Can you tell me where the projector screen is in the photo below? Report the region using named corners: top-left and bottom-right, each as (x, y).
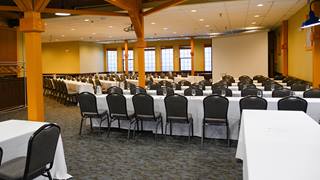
top-left (212, 31), bottom-right (268, 82)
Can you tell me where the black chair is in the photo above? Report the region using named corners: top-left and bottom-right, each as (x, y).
top-left (78, 92), bottom-right (109, 135)
top-left (106, 86), bottom-right (123, 94)
top-left (0, 124), bottom-right (60, 180)
top-left (272, 88), bottom-right (292, 97)
top-left (178, 80), bottom-right (191, 86)
top-left (106, 93), bottom-right (137, 139)
top-left (0, 147), bottom-right (2, 166)
top-left (264, 82), bottom-right (283, 91)
top-left (173, 83), bottom-right (182, 90)
top-left (130, 86), bottom-right (147, 95)
top-left (241, 87), bottom-right (263, 97)
top-left (238, 82), bottom-right (255, 90)
top-left (184, 87), bottom-right (203, 96)
top-left (303, 88), bottom-right (320, 98)
top-left (278, 96), bottom-right (308, 113)
top-left (239, 75), bottom-right (251, 82)
top-left (156, 87), bottom-right (174, 96)
top-left (240, 95), bottom-right (268, 113)
top-left (164, 94), bottom-right (193, 141)
top-left (202, 95), bottom-right (230, 146)
top-left (132, 93), bottom-right (163, 139)
top-left (212, 87), bottom-right (233, 97)
top-left (291, 83), bottom-right (307, 91)
top-left (149, 83), bottom-right (161, 90)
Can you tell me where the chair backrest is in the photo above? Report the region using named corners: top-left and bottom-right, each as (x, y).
top-left (199, 80), bottom-right (212, 86)
top-left (150, 83), bottom-right (161, 90)
top-left (95, 79), bottom-right (102, 86)
top-left (24, 124), bottom-right (60, 179)
top-left (238, 82), bottom-right (256, 90)
top-left (132, 93), bottom-right (155, 117)
top-left (278, 96), bottom-right (308, 112)
top-left (0, 147), bottom-right (2, 166)
top-left (78, 92), bottom-right (98, 116)
top-left (264, 82), bottom-right (283, 91)
top-left (303, 88), bottom-right (320, 98)
top-left (156, 87), bottom-right (174, 96)
top-left (212, 87), bottom-right (233, 97)
top-left (239, 75), bottom-right (252, 82)
top-left (174, 83), bottom-right (182, 90)
top-left (178, 80), bottom-right (191, 86)
top-left (291, 83), bottom-right (307, 91)
top-left (241, 87), bottom-right (262, 97)
top-left (239, 95), bottom-right (268, 113)
top-left (130, 86), bottom-right (147, 95)
top-left (107, 86), bottom-right (123, 94)
top-left (272, 88), bottom-right (292, 97)
top-left (212, 82), bottom-right (226, 90)
top-left (106, 93), bottom-right (128, 115)
top-left (184, 87), bottom-right (203, 96)
top-left (203, 95), bottom-right (229, 119)
top-left (164, 94), bottom-right (188, 119)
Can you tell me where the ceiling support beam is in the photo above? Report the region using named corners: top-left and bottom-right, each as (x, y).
top-left (105, 0), bottom-right (136, 11)
top-left (13, 0), bottom-right (33, 11)
top-left (124, 40), bottom-right (129, 75)
top-left (43, 8), bottom-right (128, 16)
top-left (190, 37), bottom-right (195, 76)
top-left (34, 0), bottom-right (51, 12)
top-left (143, 0), bottom-right (185, 16)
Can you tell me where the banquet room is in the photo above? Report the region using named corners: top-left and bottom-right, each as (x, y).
top-left (0, 0), bottom-right (320, 179)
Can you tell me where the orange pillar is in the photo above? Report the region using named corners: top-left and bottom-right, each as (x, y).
top-left (281, 20), bottom-right (288, 76)
top-left (136, 37), bottom-right (146, 87)
top-left (313, 2), bottom-right (320, 87)
top-left (124, 40), bottom-right (129, 75)
top-left (19, 11), bottom-right (45, 121)
top-left (191, 37), bottom-right (195, 75)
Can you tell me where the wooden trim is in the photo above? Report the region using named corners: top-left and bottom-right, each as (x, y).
top-left (34, 0), bottom-right (51, 12)
top-left (190, 37), bottom-right (195, 75)
top-left (0, 6), bottom-right (21, 12)
top-left (143, 0), bottom-right (185, 16)
top-left (124, 40), bottom-right (129, 75)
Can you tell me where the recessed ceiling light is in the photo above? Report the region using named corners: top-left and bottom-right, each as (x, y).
top-left (71, 28), bottom-right (75, 31)
top-left (254, 15), bottom-right (260, 18)
top-left (173, 32), bottom-right (177, 34)
top-left (92, 32), bottom-right (96, 35)
top-left (61, 35), bottom-right (65, 37)
top-left (191, 10), bottom-right (197, 13)
top-left (257, 4), bottom-right (264, 7)
top-left (80, 37), bottom-right (84, 40)
top-left (55, 39), bottom-right (59, 41)
top-left (151, 22), bottom-right (156, 25)
top-left (245, 26), bottom-right (261, 30)
top-left (205, 25), bottom-right (210, 27)
top-left (109, 36), bottom-right (113, 38)
top-left (55, 12), bottom-right (71, 16)
top-left (251, 22), bottom-right (257, 25)
top-left (163, 27), bottom-right (168, 30)
top-left (108, 26), bottom-right (113, 28)
top-left (199, 19), bottom-right (204, 22)
top-left (84, 19), bottom-right (90, 22)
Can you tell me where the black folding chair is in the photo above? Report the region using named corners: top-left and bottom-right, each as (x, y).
top-left (278, 96), bottom-right (308, 113)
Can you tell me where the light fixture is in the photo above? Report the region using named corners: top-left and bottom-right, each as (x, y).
top-left (191, 10), bottom-right (197, 13)
top-left (84, 19), bottom-right (90, 22)
top-left (173, 32), bottom-right (177, 34)
top-left (257, 4), bottom-right (264, 7)
top-left (61, 35), bottom-right (65, 37)
top-left (199, 19), bottom-right (204, 22)
top-left (205, 25), bottom-right (210, 27)
top-left (92, 32), bottom-right (96, 35)
top-left (301, 0), bottom-right (320, 29)
top-left (108, 25), bottom-right (113, 28)
top-left (151, 22), bottom-right (156, 25)
top-left (71, 28), bottom-right (75, 31)
top-left (251, 22), bottom-right (257, 25)
top-left (163, 27), bottom-right (168, 30)
top-left (54, 12), bottom-right (71, 16)
top-left (254, 15), bottom-right (260, 18)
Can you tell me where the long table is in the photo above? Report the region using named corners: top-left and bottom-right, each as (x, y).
top-left (236, 110), bottom-right (320, 180)
top-left (92, 95), bottom-right (320, 140)
top-left (63, 80), bottom-right (94, 94)
top-left (0, 120), bottom-right (71, 180)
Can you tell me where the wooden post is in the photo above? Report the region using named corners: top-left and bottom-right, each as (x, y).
top-left (19, 11), bottom-right (45, 121)
top-left (136, 37), bottom-right (146, 87)
top-left (124, 40), bottom-right (129, 75)
top-left (191, 37), bottom-right (195, 75)
top-left (313, 2), bottom-right (320, 87)
top-left (281, 20), bottom-right (288, 76)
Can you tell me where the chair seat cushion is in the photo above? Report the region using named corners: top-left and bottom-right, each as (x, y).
top-left (136, 112), bottom-right (161, 120)
top-left (204, 118), bottom-right (227, 124)
top-left (0, 156), bottom-right (26, 180)
top-left (167, 114), bottom-right (192, 123)
top-left (111, 111), bottom-right (135, 120)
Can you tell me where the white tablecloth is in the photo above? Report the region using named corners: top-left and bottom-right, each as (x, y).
top-left (152, 78), bottom-right (173, 83)
top-left (100, 80), bottom-right (118, 90)
top-left (92, 95), bottom-right (320, 140)
top-left (63, 80), bottom-right (94, 94)
top-left (174, 76), bottom-right (205, 84)
top-left (126, 79), bottom-right (139, 86)
top-left (0, 120), bottom-right (71, 180)
top-left (236, 110), bottom-right (320, 180)
top-left (228, 86), bottom-right (290, 91)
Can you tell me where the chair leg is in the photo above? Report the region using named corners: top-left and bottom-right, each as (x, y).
top-left (188, 123), bottom-right (191, 142)
top-left (201, 122), bottom-right (205, 146)
top-left (47, 171), bottom-right (53, 180)
top-left (79, 117), bottom-right (84, 135)
top-left (141, 120), bottom-right (144, 131)
top-left (161, 117), bottom-right (164, 135)
top-left (226, 125), bottom-right (230, 147)
top-left (118, 119), bottom-right (121, 128)
top-left (133, 120), bottom-right (138, 139)
top-left (127, 120), bottom-right (132, 139)
top-left (170, 120), bottom-right (172, 136)
top-left (90, 118), bottom-right (93, 132)
top-left (191, 121), bottom-right (194, 136)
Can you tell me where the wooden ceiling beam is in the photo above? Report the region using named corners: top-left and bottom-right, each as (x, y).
top-left (43, 8), bottom-right (129, 16)
top-left (105, 0), bottom-right (136, 11)
top-left (143, 0), bottom-right (185, 16)
top-left (34, 0), bottom-right (51, 12)
top-left (13, 0), bottom-right (33, 11)
top-left (0, 6), bottom-right (21, 12)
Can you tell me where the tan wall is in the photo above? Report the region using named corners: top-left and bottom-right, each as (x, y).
top-left (287, 5), bottom-right (312, 81)
top-left (42, 41), bottom-right (80, 74)
top-left (103, 38), bottom-right (211, 72)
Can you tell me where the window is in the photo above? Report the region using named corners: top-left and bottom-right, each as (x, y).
top-left (180, 47), bottom-right (191, 71)
top-left (161, 48), bottom-right (174, 72)
top-left (204, 47), bottom-right (212, 71)
top-left (144, 48), bottom-right (155, 72)
top-left (107, 50), bottom-right (117, 72)
top-left (122, 50), bottom-right (134, 72)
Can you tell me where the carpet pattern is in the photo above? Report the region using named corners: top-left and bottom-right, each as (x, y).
top-left (0, 98), bottom-right (242, 180)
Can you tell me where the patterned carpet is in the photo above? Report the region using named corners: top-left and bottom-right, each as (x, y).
top-left (0, 98), bottom-right (242, 180)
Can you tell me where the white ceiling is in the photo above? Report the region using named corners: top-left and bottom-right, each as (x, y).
top-left (41, 0), bottom-right (307, 43)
